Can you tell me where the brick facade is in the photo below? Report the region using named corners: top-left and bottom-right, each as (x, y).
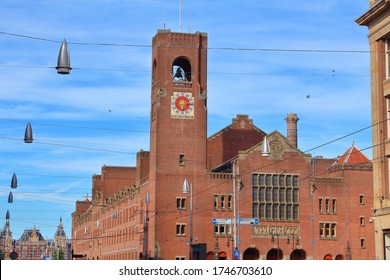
top-left (71, 29), bottom-right (375, 260)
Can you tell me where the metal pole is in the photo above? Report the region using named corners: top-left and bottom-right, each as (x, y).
top-left (189, 183), bottom-right (193, 260)
top-left (143, 202), bottom-right (147, 259)
top-left (232, 161), bottom-right (237, 256)
top-left (179, 0), bottom-right (182, 32)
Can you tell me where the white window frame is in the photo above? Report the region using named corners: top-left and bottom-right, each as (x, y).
top-left (386, 38), bottom-right (390, 78)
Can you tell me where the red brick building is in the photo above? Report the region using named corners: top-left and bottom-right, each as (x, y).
top-left (71, 29), bottom-right (375, 260)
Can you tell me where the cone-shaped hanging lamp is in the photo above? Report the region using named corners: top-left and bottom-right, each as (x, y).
top-left (182, 179), bottom-right (189, 194)
top-left (8, 191), bottom-right (13, 203)
top-left (56, 39), bottom-right (71, 74)
top-left (24, 121), bottom-right (33, 143)
top-left (262, 136), bottom-right (270, 157)
top-left (11, 173), bottom-right (17, 189)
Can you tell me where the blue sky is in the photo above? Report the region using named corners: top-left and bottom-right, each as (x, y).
top-left (0, 1), bottom-right (372, 240)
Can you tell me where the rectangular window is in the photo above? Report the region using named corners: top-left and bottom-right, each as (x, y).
top-left (386, 38), bottom-right (390, 78)
top-left (360, 195), bottom-right (364, 205)
top-left (319, 222), bottom-right (337, 239)
top-left (319, 198), bottom-right (323, 213)
top-left (252, 173), bottom-right (299, 222)
top-left (332, 198), bottom-right (337, 214)
top-left (384, 231), bottom-right (390, 260)
top-left (280, 204), bottom-right (286, 220)
top-left (214, 194), bottom-right (219, 210)
top-left (179, 153), bottom-right (185, 165)
top-left (331, 223), bottom-right (336, 237)
top-left (325, 198), bottom-right (330, 213)
top-left (176, 223), bottom-right (186, 236)
top-left (220, 195), bottom-right (226, 210)
top-left (227, 194), bottom-right (233, 211)
top-left (253, 203), bottom-right (259, 217)
top-left (360, 238), bottom-right (366, 249)
top-left (319, 223), bottom-right (324, 237)
top-left (387, 97), bottom-right (390, 139)
top-left (325, 223), bottom-right (330, 236)
top-left (360, 216), bottom-right (365, 227)
top-left (176, 197), bottom-right (186, 210)
top-left (214, 225), bottom-right (232, 236)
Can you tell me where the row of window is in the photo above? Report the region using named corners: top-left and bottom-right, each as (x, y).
top-left (318, 198), bottom-right (337, 214)
top-left (253, 174), bottom-right (299, 188)
top-left (252, 173), bottom-right (299, 221)
top-left (176, 194), bottom-right (234, 211)
top-left (176, 223), bottom-right (232, 237)
top-left (214, 194), bottom-right (233, 211)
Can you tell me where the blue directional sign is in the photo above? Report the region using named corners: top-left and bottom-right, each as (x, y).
top-left (239, 218), bottom-right (259, 225)
top-left (212, 218), bottom-right (232, 225)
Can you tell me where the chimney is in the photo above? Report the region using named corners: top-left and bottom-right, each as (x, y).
top-left (285, 113), bottom-right (299, 148)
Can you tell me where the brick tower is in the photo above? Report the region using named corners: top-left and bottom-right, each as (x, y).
top-left (148, 29), bottom-right (208, 259)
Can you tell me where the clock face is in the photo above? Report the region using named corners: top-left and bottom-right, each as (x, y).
top-left (171, 92), bottom-right (194, 119)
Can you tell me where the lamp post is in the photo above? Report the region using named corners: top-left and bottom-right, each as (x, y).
top-left (271, 233), bottom-right (280, 260)
top-left (182, 179), bottom-right (193, 260)
top-left (143, 192), bottom-right (150, 260)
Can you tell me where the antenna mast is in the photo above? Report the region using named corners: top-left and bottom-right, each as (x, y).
top-left (179, 0), bottom-right (182, 32)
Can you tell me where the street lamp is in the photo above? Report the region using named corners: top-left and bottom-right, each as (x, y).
top-left (24, 122), bottom-right (33, 143)
top-left (182, 179), bottom-right (193, 260)
top-left (56, 39), bottom-right (72, 74)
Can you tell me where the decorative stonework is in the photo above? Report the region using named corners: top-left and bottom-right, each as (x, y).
top-left (252, 225), bottom-right (300, 238)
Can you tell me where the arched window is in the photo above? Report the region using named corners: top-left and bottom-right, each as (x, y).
top-left (172, 57), bottom-right (191, 81)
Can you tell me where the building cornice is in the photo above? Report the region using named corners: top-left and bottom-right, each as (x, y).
top-left (356, 0), bottom-right (390, 26)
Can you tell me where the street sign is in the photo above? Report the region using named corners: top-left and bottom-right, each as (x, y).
top-left (212, 218), bottom-right (232, 225)
top-left (233, 250), bottom-right (240, 260)
top-left (239, 218), bottom-right (259, 225)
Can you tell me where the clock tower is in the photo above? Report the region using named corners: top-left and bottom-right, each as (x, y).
top-left (148, 29), bottom-right (208, 259)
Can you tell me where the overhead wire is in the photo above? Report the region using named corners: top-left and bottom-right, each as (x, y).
top-left (0, 31), bottom-right (370, 53)
top-left (0, 30), bottom-right (374, 240)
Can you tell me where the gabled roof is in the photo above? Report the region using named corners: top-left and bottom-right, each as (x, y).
top-left (334, 142), bottom-right (371, 165)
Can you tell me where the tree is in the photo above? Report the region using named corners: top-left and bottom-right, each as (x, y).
top-left (52, 249), bottom-right (65, 260)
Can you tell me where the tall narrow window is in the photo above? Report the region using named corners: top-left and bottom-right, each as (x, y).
top-left (360, 238), bottom-right (366, 249)
top-left (227, 195), bottom-right (233, 211)
top-left (360, 216), bottom-right (365, 226)
top-left (179, 153), bottom-right (185, 165)
top-left (325, 198), bottom-right (330, 213)
top-left (360, 195), bottom-right (364, 205)
top-left (332, 198), bottom-right (337, 214)
top-left (384, 231), bottom-right (390, 260)
top-left (319, 198), bottom-right (323, 213)
top-left (386, 38), bottom-right (390, 78)
top-left (214, 194), bottom-right (219, 210)
top-left (386, 97), bottom-right (390, 139)
top-left (220, 195), bottom-right (226, 210)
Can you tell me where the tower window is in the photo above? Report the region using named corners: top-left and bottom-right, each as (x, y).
top-left (176, 223), bottom-right (186, 236)
top-left (172, 57), bottom-right (191, 82)
top-left (360, 216), bottom-right (365, 226)
top-left (176, 197), bottom-right (186, 210)
top-left (179, 154), bottom-right (185, 165)
top-left (360, 238), bottom-right (366, 249)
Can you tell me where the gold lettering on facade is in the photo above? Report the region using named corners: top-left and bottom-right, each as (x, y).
top-left (252, 225), bottom-right (300, 238)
